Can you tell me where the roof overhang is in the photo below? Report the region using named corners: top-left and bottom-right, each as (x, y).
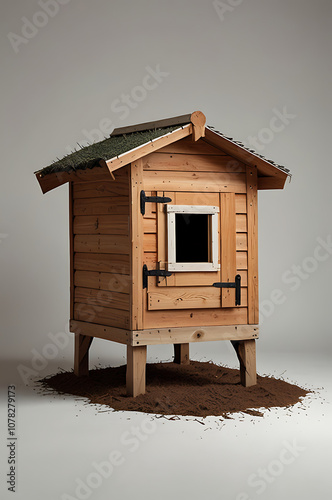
top-left (36, 122), bottom-right (197, 194)
top-left (203, 127), bottom-right (290, 190)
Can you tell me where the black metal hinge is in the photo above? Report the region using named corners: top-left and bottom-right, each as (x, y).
top-left (143, 264), bottom-right (172, 289)
top-left (213, 274), bottom-right (241, 306)
top-left (140, 190), bottom-right (172, 215)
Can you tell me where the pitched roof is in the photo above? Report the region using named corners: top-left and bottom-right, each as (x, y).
top-left (206, 126), bottom-right (290, 175)
top-left (35, 111), bottom-right (291, 193)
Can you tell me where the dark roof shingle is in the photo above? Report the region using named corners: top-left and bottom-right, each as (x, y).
top-left (35, 125), bottom-right (184, 178)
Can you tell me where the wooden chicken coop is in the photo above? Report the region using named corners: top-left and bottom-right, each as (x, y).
top-left (35, 111), bottom-right (291, 396)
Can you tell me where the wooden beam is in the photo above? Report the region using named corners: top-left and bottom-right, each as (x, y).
top-left (231, 339), bottom-right (257, 387)
top-left (74, 333), bottom-right (93, 376)
top-left (130, 160), bottom-right (144, 330)
top-left (126, 345), bottom-right (147, 397)
top-left (147, 286), bottom-right (247, 310)
top-left (70, 321), bottom-right (258, 351)
top-left (174, 343), bottom-right (190, 364)
top-left (130, 325), bottom-right (259, 346)
top-left (111, 113), bottom-right (192, 136)
top-left (69, 182), bottom-right (74, 321)
top-left (105, 125), bottom-right (192, 173)
top-left (148, 287), bottom-right (221, 310)
top-left (220, 193), bottom-right (237, 307)
top-left (156, 190), bottom-right (175, 286)
top-left (246, 167), bottom-right (259, 324)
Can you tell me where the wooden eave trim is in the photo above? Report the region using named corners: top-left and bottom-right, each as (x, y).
top-left (204, 128), bottom-right (289, 189)
top-left (35, 161), bottom-right (112, 194)
top-left (105, 124), bottom-right (193, 173)
top-left (257, 176), bottom-right (288, 190)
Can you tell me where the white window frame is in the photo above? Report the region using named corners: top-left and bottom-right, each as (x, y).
top-left (166, 205), bottom-right (220, 272)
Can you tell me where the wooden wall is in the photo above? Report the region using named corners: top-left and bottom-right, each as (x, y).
top-left (70, 166), bottom-right (131, 329)
top-left (140, 136), bottom-right (258, 328)
top-left (69, 135), bottom-right (258, 334)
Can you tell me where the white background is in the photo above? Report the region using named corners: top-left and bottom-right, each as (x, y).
top-left (0, 1), bottom-right (331, 499)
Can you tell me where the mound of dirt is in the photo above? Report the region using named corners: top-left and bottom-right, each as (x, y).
top-left (39, 361), bottom-right (309, 418)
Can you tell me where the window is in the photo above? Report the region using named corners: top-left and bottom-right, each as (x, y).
top-left (167, 205), bottom-right (220, 272)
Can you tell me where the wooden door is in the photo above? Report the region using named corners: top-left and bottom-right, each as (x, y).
top-left (143, 191), bottom-right (243, 311)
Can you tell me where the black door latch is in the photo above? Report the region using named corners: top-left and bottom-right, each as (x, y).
top-left (213, 274), bottom-right (241, 306)
top-left (140, 190), bottom-right (172, 215)
top-left (143, 264), bottom-right (172, 289)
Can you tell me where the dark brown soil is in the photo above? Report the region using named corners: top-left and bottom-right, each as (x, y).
top-left (39, 361), bottom-right (309, 418)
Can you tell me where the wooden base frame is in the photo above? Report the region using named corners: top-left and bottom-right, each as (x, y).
top-left (70, 320), bottom-right (259, 346)
top-left (71, 321), bottom-right (259, 395)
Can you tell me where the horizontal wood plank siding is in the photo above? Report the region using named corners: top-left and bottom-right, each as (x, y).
top-left (74, 271), bottom-right (131, 294)
top-left (73, 215), bottom-right (129, 235)
top-left (72, 168), bottom-right (131, 329)
top-left (73, 167), bottom-right (129, 199)
top-left (143, 171), bottom-right (247, 193)
top-left (148, 287), bottom-right (247, 310)
top-left (75, 287), bottom-right (130, 311)
top-left (73, 196), bottom-right (129, 215)
top-left (74, 234), bottom-right (130, 254)
top-left (143, 153), bottom-right (245, 173)
top-left (144, 305), bottom-right (248, 329)
top-left (74, 303), bottom-right (129, 329)
top-left (157, 136), bottom-right (227, 155)
top-left (74, 252), bottom-right (130, 274)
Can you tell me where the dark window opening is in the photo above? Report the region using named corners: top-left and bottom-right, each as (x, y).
top-left (175, 213), bottom-right (209, 263)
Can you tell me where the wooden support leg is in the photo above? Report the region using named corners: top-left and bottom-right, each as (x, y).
top-left (231, 339), bottom-right (256, 387)
top-left (126, 345), bottom-right (147, 397)
top-left (174, 343), bottom-right (190, 365)
top-left (74, 334), bottom-right (93, 376)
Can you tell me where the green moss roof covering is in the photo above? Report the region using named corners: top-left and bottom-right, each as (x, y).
top-left (36, 125), bottom-right (183, 177)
